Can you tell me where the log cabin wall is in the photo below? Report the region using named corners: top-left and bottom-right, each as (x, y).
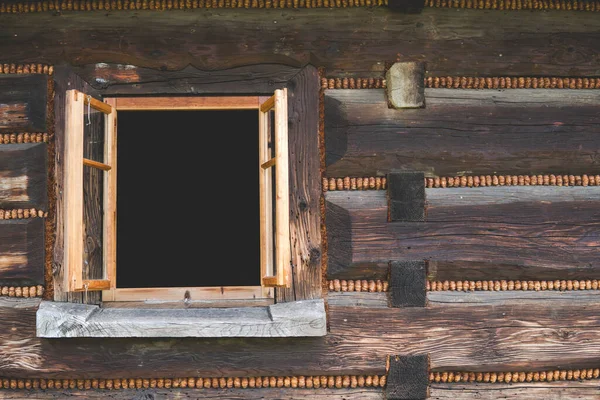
top-left (0, 3), bottom-right (600, 399)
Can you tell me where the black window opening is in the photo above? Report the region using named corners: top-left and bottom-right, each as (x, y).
top-left (116, 110), bottom-right (260, 288)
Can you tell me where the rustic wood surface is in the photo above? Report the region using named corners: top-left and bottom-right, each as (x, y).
top-left (0, 219), bottom-right (44, 286)
top-left (4, 296), bottom-right (600, 376)
top-left (430, 381), bottom-right (600, 399)
top-left (0, 143), bottom-right (47, 210)
top-left (1, 9), bottom-right (600, 77)
top-left (325, 89), bottom-right (600, 177)
top-left (325, 189), bottom-right (600, 276)
top-left (276, 65), bottom-right (322, 302)
top-left (0, 74), bottom-right (47, 133)
top-left (73, 63), bottom-right (301, 94)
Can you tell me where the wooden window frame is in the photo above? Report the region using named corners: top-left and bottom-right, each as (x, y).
top-left (64, 90), bottom-right (291, 303)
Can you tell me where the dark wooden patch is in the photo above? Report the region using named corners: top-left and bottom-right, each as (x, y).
top-left (74, 63), bottom-right (300, 94)
top-left (0, 143), bottom-right (47, 209)
top-left (387, 172), bottom-right (425, 222)
top-left (388, 0), bottom-right (425, 13)
top-left (386, 355), bottom-right (430, 399)
top-left (276, 65), bottom-right (322, 302)
top-left (389, 261), bottom-right (427, 307)
top-left (325, 89), bottom-right (600, 177)
top-left (0, 74), bottom-right (47, 133)
top-left (0, 218), bottom-right (44, 286)
top-left (2, 10), bottom-right (600, 77)
top-left (325, 201), bottom-right (353, 279)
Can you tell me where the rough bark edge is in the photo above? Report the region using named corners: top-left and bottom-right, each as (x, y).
top-left (44, 65), bottom-right (55, 301)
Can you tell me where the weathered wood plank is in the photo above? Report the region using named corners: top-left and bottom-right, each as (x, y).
top-left (430, 381), bottom-right (600, 400)
top-left (0, 388), bottom-right (385, 399)
top-left (0, 75), bottom-right (47, 133)
top-left (325, 191), bottom-right (600, 274)
top-left (0, 143), bottom-right (47, 210)
top-left (386, 355), bottom-right (430, 400)
top-left (36, 299), bottom-right (327, 338)
top-left (1, 9), bottom-right (600, 77)
top-left (73, 63), bottom-right (301, 94)
top-left (277, 65), bottom-right (322, 302)
top-left (325, 89), bottom-right (600, 177)
top-left (0, 219), bottom-right (44, 286)
top-left (5, 297), bottom-right (600, 377)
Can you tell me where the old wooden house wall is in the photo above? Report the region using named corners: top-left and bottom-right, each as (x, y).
top-left (0, 5), bottom-right (599, 399)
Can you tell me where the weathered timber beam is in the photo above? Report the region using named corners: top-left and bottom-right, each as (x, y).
top-left (325, 89), bottom-right (600, 176)
top-left (1, 9), bottom-right (600, 76)
top-left (73, 63), bottom-right (301, 94)
top-left (389, 261), bottom-right (427, 307)
top-left (0, 218), bottom-right (44, 286)
top-left (386, 355), bottom-right (430, 399)
top-left (387, 172), bottom-right (425, 222)
top-left (6, 296), bottom-right (600, 376)
top-left (0, 143), bottom-right (47, 210)
top-left (385, 62), bottom-right (425, 108)
top-left (0, 75), bottom-right (47, 133)
top-left (430, 381), bottom-right (600, 400)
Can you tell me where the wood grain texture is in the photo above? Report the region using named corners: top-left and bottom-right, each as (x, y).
top-left (74, 63), bottom-right (301, 94)
top-left (276, 65), bottom-right (322, 302)
top-left (5, 295), bottom-right (600, 377)
top-left (0, 143), bottom-right (47, 210)
top-left (325, 89), bottom-right (600, 177)
top-left (1, 9), bottom-right (600, 77)
top-left (389, 261), bottom-right (427, 307)
top-left (52, 66), bottom-right (102, 305)
top-left (386, 355), bottom-right (430, 400)
top-left (36, 299), bottom-right (327, 338)
top-left (385, 62), bottom-right (425, 109)
top-left (0, 218), bottom-right (44, 286)
top-left (325, 189), bottom-right (600, 275)
top-left (0, 74), bottom-right (47, 133)
top-left (430, 381), bottom-right (600, 399)
top-left (387, 172), bottom-right (425, 222)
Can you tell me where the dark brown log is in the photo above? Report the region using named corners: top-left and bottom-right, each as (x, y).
top-left (0, 74), bottom-right (47, 133)
top-left (0, 219), bottom-right (44, 286)
top-left (430, 382), bottom-right (600, 400)
top-left (0, 143), bottom-right (47, 210)
top-left (277, 65), bottom-right (322, 302)
top-left (1, 9), bottom-right (600, 77)
top-left (386, 355), bottom-right (430, 400)
top-left (325, 89), bottom-right (600, 177)
top-left (73, 63), bottom-right (301, 94)
top-left (325, 189), bottom-right (600, 273)
top-left (5, 296), bottom-right (600, 377)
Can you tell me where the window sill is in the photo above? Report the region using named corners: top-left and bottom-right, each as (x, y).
top-left (36, 298), bottom-right (327, 338)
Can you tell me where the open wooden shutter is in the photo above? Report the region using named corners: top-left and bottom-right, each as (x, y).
top-left (259, 88), bottom-right (291, 288)
top-left (64, 89), bottom-right (116, 292)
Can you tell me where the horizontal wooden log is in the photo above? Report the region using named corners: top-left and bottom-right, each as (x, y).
top-left (0, 143), bottom-right (47, 210)
top-left (325, 190), bottom-right (600, 275)
top-left (74, 63), bottom-right (300, 94)
top-left (325, 89), bottom-right (600, 177)
top-left (430, 381), bottom-right (600, 399)
top-left (328, 291), bottom-right (600, 308)
top-left (2, 9), bottom-right (600, 77)
top-left (0, 75), bottom-right (47, 133)
top-left (0, 218), bottom-right (44, 286)
top-left (4, 295), bottom-right (600, 377)
top-left (0, 388), bottom-right (385, 399)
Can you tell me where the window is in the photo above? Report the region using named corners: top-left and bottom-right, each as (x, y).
top-left (63, 90), bottom-right (291, 303)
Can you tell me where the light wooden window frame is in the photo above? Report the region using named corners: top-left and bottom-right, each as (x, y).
top-left (64, 90), bottom-right (291, 303)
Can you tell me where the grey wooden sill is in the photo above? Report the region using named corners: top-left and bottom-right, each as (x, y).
top-left (36, 298), bottom-right (326, 338)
